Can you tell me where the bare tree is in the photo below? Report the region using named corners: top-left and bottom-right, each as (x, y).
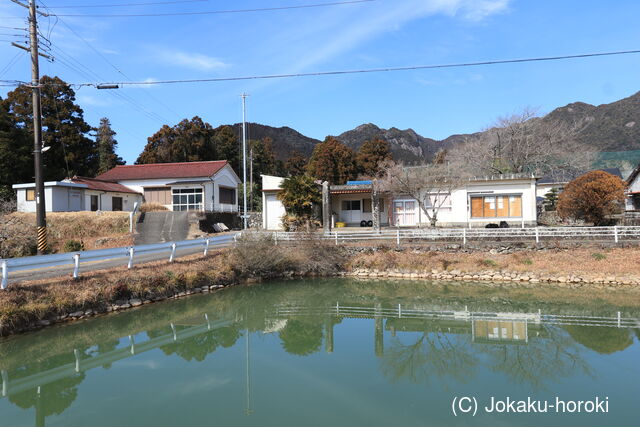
top-left (449, 108), bottom-right (594, 177)
top-left (379, 161), bottom-right (468, 227)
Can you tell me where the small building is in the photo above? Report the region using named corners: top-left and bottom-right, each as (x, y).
top-left (537, 168), bottom-right (623, 200)
top-left (13, 160), bottom-right (241, 213)
top-left (13, 178), bottom-right (142, 212)
top-left (261, 175), bottom-right (287, 230)
top-left (261, 173), bottom-right (538, 230)
top-left (626, 163), bottom-right (640, 211)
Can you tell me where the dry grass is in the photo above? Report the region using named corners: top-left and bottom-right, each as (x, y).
top-left (139, 203), bottom-right (168, 213)
top-left (4, 212), bottom-right (132, 253)
top-left (0, 250), bottom-right (237, 335)
top-left (347, 246), bottom-right (640, 280)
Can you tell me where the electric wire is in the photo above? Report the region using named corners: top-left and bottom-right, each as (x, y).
top-left (49, 0), bottom-right (375, 17)
top-left (38, 0), bottom-right (182, 120)
top-left (46, 0), bottom-right (208, 8)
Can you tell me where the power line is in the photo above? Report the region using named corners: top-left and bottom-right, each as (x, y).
top-left (50, 0), bottom-right (375, 17)
top-left (46, 0), bottom-right (208, 8)
top-left (46, 49), bottom-right (640, 88)
top-left (37, 0), bottom-right (182, 120)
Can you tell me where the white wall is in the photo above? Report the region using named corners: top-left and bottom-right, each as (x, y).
top-left (397, 179), bottom-right (537, 227)
top-left (213, 165), bottom-right (240, 212)
top-left (261, 175), bottom-right (286, 229)
top-left (84, 190), bottom-right (142, 212)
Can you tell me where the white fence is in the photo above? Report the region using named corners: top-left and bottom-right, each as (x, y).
top-left (269, 226), bottom-right (640, 245)
top-left (0, 234), bottom-right (237, 289)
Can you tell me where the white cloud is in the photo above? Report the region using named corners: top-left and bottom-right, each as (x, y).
top-left (156, 50), bottom-right (228, 71)
top-left (77, 94), bottom-right (111, 107)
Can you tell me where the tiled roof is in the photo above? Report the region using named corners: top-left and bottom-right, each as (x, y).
top-left (71, 177), bottom-right (141, 194)
top-left (95, 161), bottom-right (228, 181)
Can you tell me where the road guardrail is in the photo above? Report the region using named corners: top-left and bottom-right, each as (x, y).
top-left (1, 234), bottom-right (237, 289)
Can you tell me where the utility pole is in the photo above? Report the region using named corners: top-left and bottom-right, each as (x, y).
top-left (249, 147), bottom-right (253, 212)
top-left (240, 94), bottom-right (249, 229)
top-left (29, 0), bottom-right (47, 254)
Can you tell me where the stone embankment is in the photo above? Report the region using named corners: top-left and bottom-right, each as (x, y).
top-left (343, 268), bottom-right (640, 290)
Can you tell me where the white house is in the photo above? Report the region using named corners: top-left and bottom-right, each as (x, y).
top-left (13, 178), bottom-right (142, 212)
top-left (13, 160), bottom-right (241, 213)
top-left (261, 173), bottom-right (538, 230)
top-left (626, 163), bottom-right (640, 211)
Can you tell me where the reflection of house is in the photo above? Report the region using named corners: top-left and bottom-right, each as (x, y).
top-left (472, 320), bottom-right (528, 344)
top-left (261, 173), bottom-right (538, 230)
top-left (13, 161), bottom-right (241, 213)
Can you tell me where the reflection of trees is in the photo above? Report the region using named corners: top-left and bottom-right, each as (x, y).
top-left (149, 325), bottom-right (242, 362)
top-left (380, 332), bottom-right (477, 384)
top-left (8, 353), bottom-right (86, 418)
top-left (278, 319), bottom-right (323, 356)
top-left (477, 326), bottom-right (592, 389)
top-left (563, 326), bottom-right (634, 354)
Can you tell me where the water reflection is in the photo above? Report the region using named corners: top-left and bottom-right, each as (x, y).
top-left (0, 278), bottom-right (638, 426)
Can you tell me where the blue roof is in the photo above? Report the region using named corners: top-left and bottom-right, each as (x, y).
top-left (346, 180), bottom-right (372, 185)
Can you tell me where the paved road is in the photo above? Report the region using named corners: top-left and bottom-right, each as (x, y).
top-left (135, 211), bottom-right (190, 245)
top-left (5, 239), bottom-right (234, 286)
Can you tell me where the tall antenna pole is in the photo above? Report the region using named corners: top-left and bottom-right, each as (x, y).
top-left (241, 94), bottom-right (249, 229)
top-left (29, 0), bottom-right (47, 254)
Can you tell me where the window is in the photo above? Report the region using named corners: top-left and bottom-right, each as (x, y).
top-left (363, 199), bottom-right (372, 213)
top-left (219, 187), bottom-right (236, 205)
top-left (90, 195), bottom-right (99, 211)
top-left (470, 195), bottom-right (522, 218)
top-left (172, 188), bottom-right (203, 211)
top-left (341, 200), bottom-right (361, 211)
top-left (26, 189), bottom-right (35, 201)
top-left (112, 197), bottom-right (123, 211)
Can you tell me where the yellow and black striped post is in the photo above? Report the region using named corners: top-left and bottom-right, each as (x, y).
top-left (37, 226), bottom-right (47, 254)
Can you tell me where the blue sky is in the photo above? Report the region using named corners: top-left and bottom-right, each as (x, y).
top-left (1, 0), bottom-right (639, 164)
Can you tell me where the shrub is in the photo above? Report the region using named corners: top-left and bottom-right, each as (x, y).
top-left (140, 203), bottom-right (168, 213)
top-left (281, 215), bottom-right (321, 232)
top-left (478, 259), bottom-right (498, 268)
top-left (521, 258), bottom-right (533, 265)
top-left (0, 215), bottom-right (37, 258)
top-left (557, 171), bottom-right (626, 226)
top-left (591, 252), bottom-right (607, 261)
top-left (63, 240), bottom-right (84, 252)
top-left (232, 231), bottom-right (293, 278)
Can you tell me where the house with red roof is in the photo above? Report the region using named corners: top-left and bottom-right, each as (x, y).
top-left (12, 160), bottom-right (241, 213)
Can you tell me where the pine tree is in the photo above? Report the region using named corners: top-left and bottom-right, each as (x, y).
top-left (356, 138), bottom-right (392, 177)
top-left (0, 97), bottom-right (30, 199)
top-left (96, 118), bottom-right (124, 174)
top-left (3, 76), bottom-right (98, 179)
top-left (284, 150), bottom-right (308, 177)
top-left (306, 136), bottom-right (357, 184)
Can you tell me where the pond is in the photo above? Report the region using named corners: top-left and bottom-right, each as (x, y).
top-left (0, 278), bottom-right (639, 426)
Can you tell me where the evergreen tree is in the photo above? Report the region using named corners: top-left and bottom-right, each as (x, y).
top-left (136, 116), bottom-right (216, 164)
top-left (0, 97), bottom-right (31, 199)
top-left (356, 138), bottom-right (392, 177)
top-left (284, 150), bottom-right (308, 176)
top-left (96, 117), bottom-right (124, 174)
top-left (306, 136), bottom-right (357, 184)
top-left (214, 125), bottom-right (239, 173)
top-left (3, 76), bottom-right (98, 179)
top-left (543, 187), bottom-right (560, 211)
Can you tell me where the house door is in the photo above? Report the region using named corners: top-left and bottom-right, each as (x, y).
top-left (69, 190), bottom-right (82, 211)
top-left (341, 200), bottom-right (361, 224)
top-left (265, 193), bottom-right (285, 230)
top-left (393, 200), bottom-right (416, 226)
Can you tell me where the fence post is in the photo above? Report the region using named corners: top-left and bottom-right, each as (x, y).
top-left (617, 311), bottom-right (621, 327)
top-left (396, 228), bottom-right (400, 246)
top-left (614, 226), bottom-right (619, 243)
top-left (73, 253), bottom-right (80, 280)
top-left (535, 227), bottom-right (539, 244)
top-left (204, 239), bottom-right (210, 256)
top-left (462, 228), bottom-right (466, 246)
top-left (127, 247), bottom-right (135, 269)
top-left (335, 231), bottom-right (338, 246)
top-left (169, 243), bottom-right (177, 262)
top-left (129, 211), bottom-right (134, 233)
top-left (1, 260), bottom-right (7, 290)
top-left (274, 232), bottom-right (278, 246)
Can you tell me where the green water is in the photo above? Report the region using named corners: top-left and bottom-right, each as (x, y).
top-left (0, 278), bottom-right (639, 427)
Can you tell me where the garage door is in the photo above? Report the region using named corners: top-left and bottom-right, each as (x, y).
top-left (144, 187), bottom-right (171, 205)
top-left (266, 194), bottom-right (285, 230)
